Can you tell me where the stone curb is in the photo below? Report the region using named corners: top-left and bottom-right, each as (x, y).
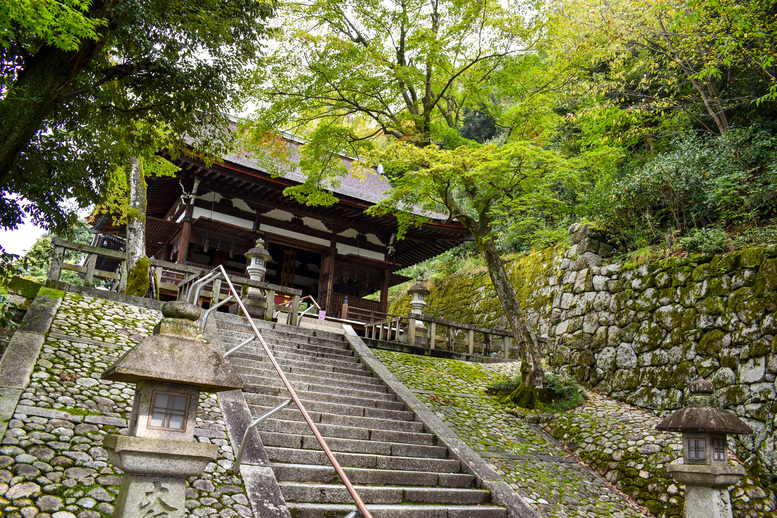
top-left (342, 325), bottom-right (541, 518)
top-left (203, 312), bottom-right (291, 518)
top-left (0, 292), bottom-right (62, 441)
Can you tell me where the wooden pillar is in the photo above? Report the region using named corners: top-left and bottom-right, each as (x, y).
top-left (467, 329), bottom-right (474, 356)
top-left (380, 269), bottom-right (390, 315)
top-left (429, 322), bottom-right (436, 350)
top-left (324, 239), bottom-right (337, 315)
top-left (176, 203), bottom-right (194, 264)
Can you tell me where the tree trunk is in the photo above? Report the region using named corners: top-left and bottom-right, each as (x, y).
top-left (127, 156), bottom-right (146, 268)
top-left (124, 156), bottom-right (149, 296)
top-left (476, 232), bottom-right (544, 388)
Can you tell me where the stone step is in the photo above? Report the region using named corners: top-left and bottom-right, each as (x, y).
top-left (214, 313), bottom-right (344, 342)
top-left (249, 397), bottom-right (413, 422)
top-left (241, 377), bottom-right (394, 402)
top-left (265, 447), bottom-right (462, 473)
top-left (279, 482), bottom-right (492, 506)
top-left (284, 503), bottom-right (507, 518)
top-left (235, 366), bottom-right (383, 392)
top-left (233, 361), bottom-right (379, 386)
top-left (221, 331), bottom-right (353, 356)
top-left (244, 387), bottom-right (404, 412)
top-left (228, 342), bottom-right (359, 366)
top-left (258, 418), bottom-right (431, 443)
top-left (270, 463), bottom-right (475, 488)
top-left (230, 348), bottom-right (366, 373)
top-left (260, 432), bottom-right (447, 458)
top-left (248, 407), bottom-right (422, 433)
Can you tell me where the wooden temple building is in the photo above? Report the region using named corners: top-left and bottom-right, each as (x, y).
top-left (91, 137), bottom-right (469, 322)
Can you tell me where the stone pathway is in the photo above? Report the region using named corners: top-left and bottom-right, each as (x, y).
top-left (0, 293), bottom-right (253, 518)
top-left (373, 349), bottom-right (776, 518)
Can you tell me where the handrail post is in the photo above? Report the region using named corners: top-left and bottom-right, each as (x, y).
top-left (467, 329), bottom-right (474, 356)
top-left (429, 321), bottom-right (436, 350)
top-left (503, 335), bottom-right (510, 359)
top-left (234, 399), bottom-right (293, 471)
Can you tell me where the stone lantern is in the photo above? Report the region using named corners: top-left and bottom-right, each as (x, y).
top-left (102, 301), bottom-right (244, 518)
top-left (407, 277), bottom-right (430, 320)
top-left (243, 238), bottom-right (272, 317)
top-left (656, 379), bottom-right (752, 518)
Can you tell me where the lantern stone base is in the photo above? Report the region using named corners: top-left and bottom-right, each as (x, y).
top-left (104, 435), bottom-right (219, 518)
top-left (666, 461), bottom-right (746, 518)
top-left (667, 461), bottom-right (746, 488)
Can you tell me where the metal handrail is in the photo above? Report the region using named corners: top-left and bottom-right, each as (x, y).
top-left (204, 265), bottom-right (373, 518)
top-left (234, 399), bottom-right (293, 469)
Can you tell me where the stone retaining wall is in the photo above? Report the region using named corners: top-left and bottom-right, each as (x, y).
top-left (421, 226), bottom-right (777, 495)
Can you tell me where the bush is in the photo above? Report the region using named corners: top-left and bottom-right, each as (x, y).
top-left (596, 126), bottom-right (777, 249)
top-left (678, 227), bottom-right (731, 254)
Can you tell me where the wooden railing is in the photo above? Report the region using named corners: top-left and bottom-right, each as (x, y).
top-left (364, 313), bottom-right (517, 360)
top-left (48, 239), bottom-right (301, 324)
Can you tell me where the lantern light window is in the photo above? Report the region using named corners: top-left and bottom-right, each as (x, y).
top-left (148, 391), bottom-right (190, 431)
top-left (713, 438), bottom-right (727, 461)
top-left (687, 438), bottom-right (706, 461)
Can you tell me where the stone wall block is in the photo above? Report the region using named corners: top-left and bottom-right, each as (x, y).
top-left (598, 311), bottom-right (615, 327)
top-left (711, 367), bottom-right (737, 387)
top-left (755, 257), bottom-right (777, 297)
top-left (633, 322), bottom-right (664, 353)
top-left (592, 275), bottom-right (609, 291)
top-left (607, 326), bottom-right (620, 347)
top-left (740, 358), bottom-right (767, 384)
top-left (615, 344), bottom-right (638, 369)
top-left (593, 292), bottom-right (611, 312)
top-left (634, 288), bottom-right (658, 312)
top-left (573, 252), bottom-right (601, 270)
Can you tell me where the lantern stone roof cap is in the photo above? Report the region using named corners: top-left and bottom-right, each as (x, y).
top-left (102, 302), bottom-right (244, 392)
top-left (408, 279), bottom-right (430, 294)
top-left (656, 406), bottom-right (753, 434)
top-left (246, 238), bottom-right (270, 258)
top-left (657, 378), bottom-right (752, 435)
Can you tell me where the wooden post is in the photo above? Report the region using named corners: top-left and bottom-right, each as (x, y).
top-left (48, 244), bottom-right (64, 282)
top-left (265, 289), bottom-right (275, 321)
top-left (84, 254), bottom-right (97, 286)
top-left (176, 203), bottom-right (194, 264)
top-left (484, 334), bottom-right (492, 356)
top-left (290, 294), bottom-right (300, 326)
top-left (211, 279), bottom-right (222, 306)
top-left (118, 255), bottom-right (129, 292)
top-left (380, 269), bottom-right (390, 315)
top-left (448, 327), bottom-right (455, 351)
top-left (503, 336), bottom-right (511, 359)
top-left (467, 329), bottom-right (474, 356)
top-left (429, 322), bottom-right (436, 350)
top-left (341, 297), bottom-right (349, 320)
top-left (408, 317), bottom-right (416, 347)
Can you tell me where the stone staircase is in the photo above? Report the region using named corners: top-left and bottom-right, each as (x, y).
top-left (215, 312), bottom-right (509, 518)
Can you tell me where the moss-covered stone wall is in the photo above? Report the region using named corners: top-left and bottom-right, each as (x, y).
top-left (420, 225), bottom-right (777, 497)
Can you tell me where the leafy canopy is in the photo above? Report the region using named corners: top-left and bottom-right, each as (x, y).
top-left (1, 0), bottom-right (275, 233)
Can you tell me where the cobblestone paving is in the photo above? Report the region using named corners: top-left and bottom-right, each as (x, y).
top-left (0, 293), bottom-right (253, 518)
top-left (374, 349), bottom-right (652, 518)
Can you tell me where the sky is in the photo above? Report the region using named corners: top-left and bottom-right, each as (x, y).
top-left (0, 220), bottom-right (46, 255)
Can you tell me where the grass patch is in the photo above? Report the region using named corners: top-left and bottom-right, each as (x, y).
top-left (490, 371), bottom-right (587, 413)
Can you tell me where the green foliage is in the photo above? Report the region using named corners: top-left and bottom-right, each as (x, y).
top-left (678, 227), bottom-right (731, 254)
top-left (487, 375), bottom-right (522, 395)
top-left (1, 0), bottom-right (275, 233)
top-left (503, 370), bottom-right (587, 412)
top-left (595, 127), bottom-right (777, 250)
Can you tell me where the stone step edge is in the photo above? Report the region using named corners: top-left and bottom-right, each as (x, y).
top-left (270, 462), bottom-right (475, 487)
